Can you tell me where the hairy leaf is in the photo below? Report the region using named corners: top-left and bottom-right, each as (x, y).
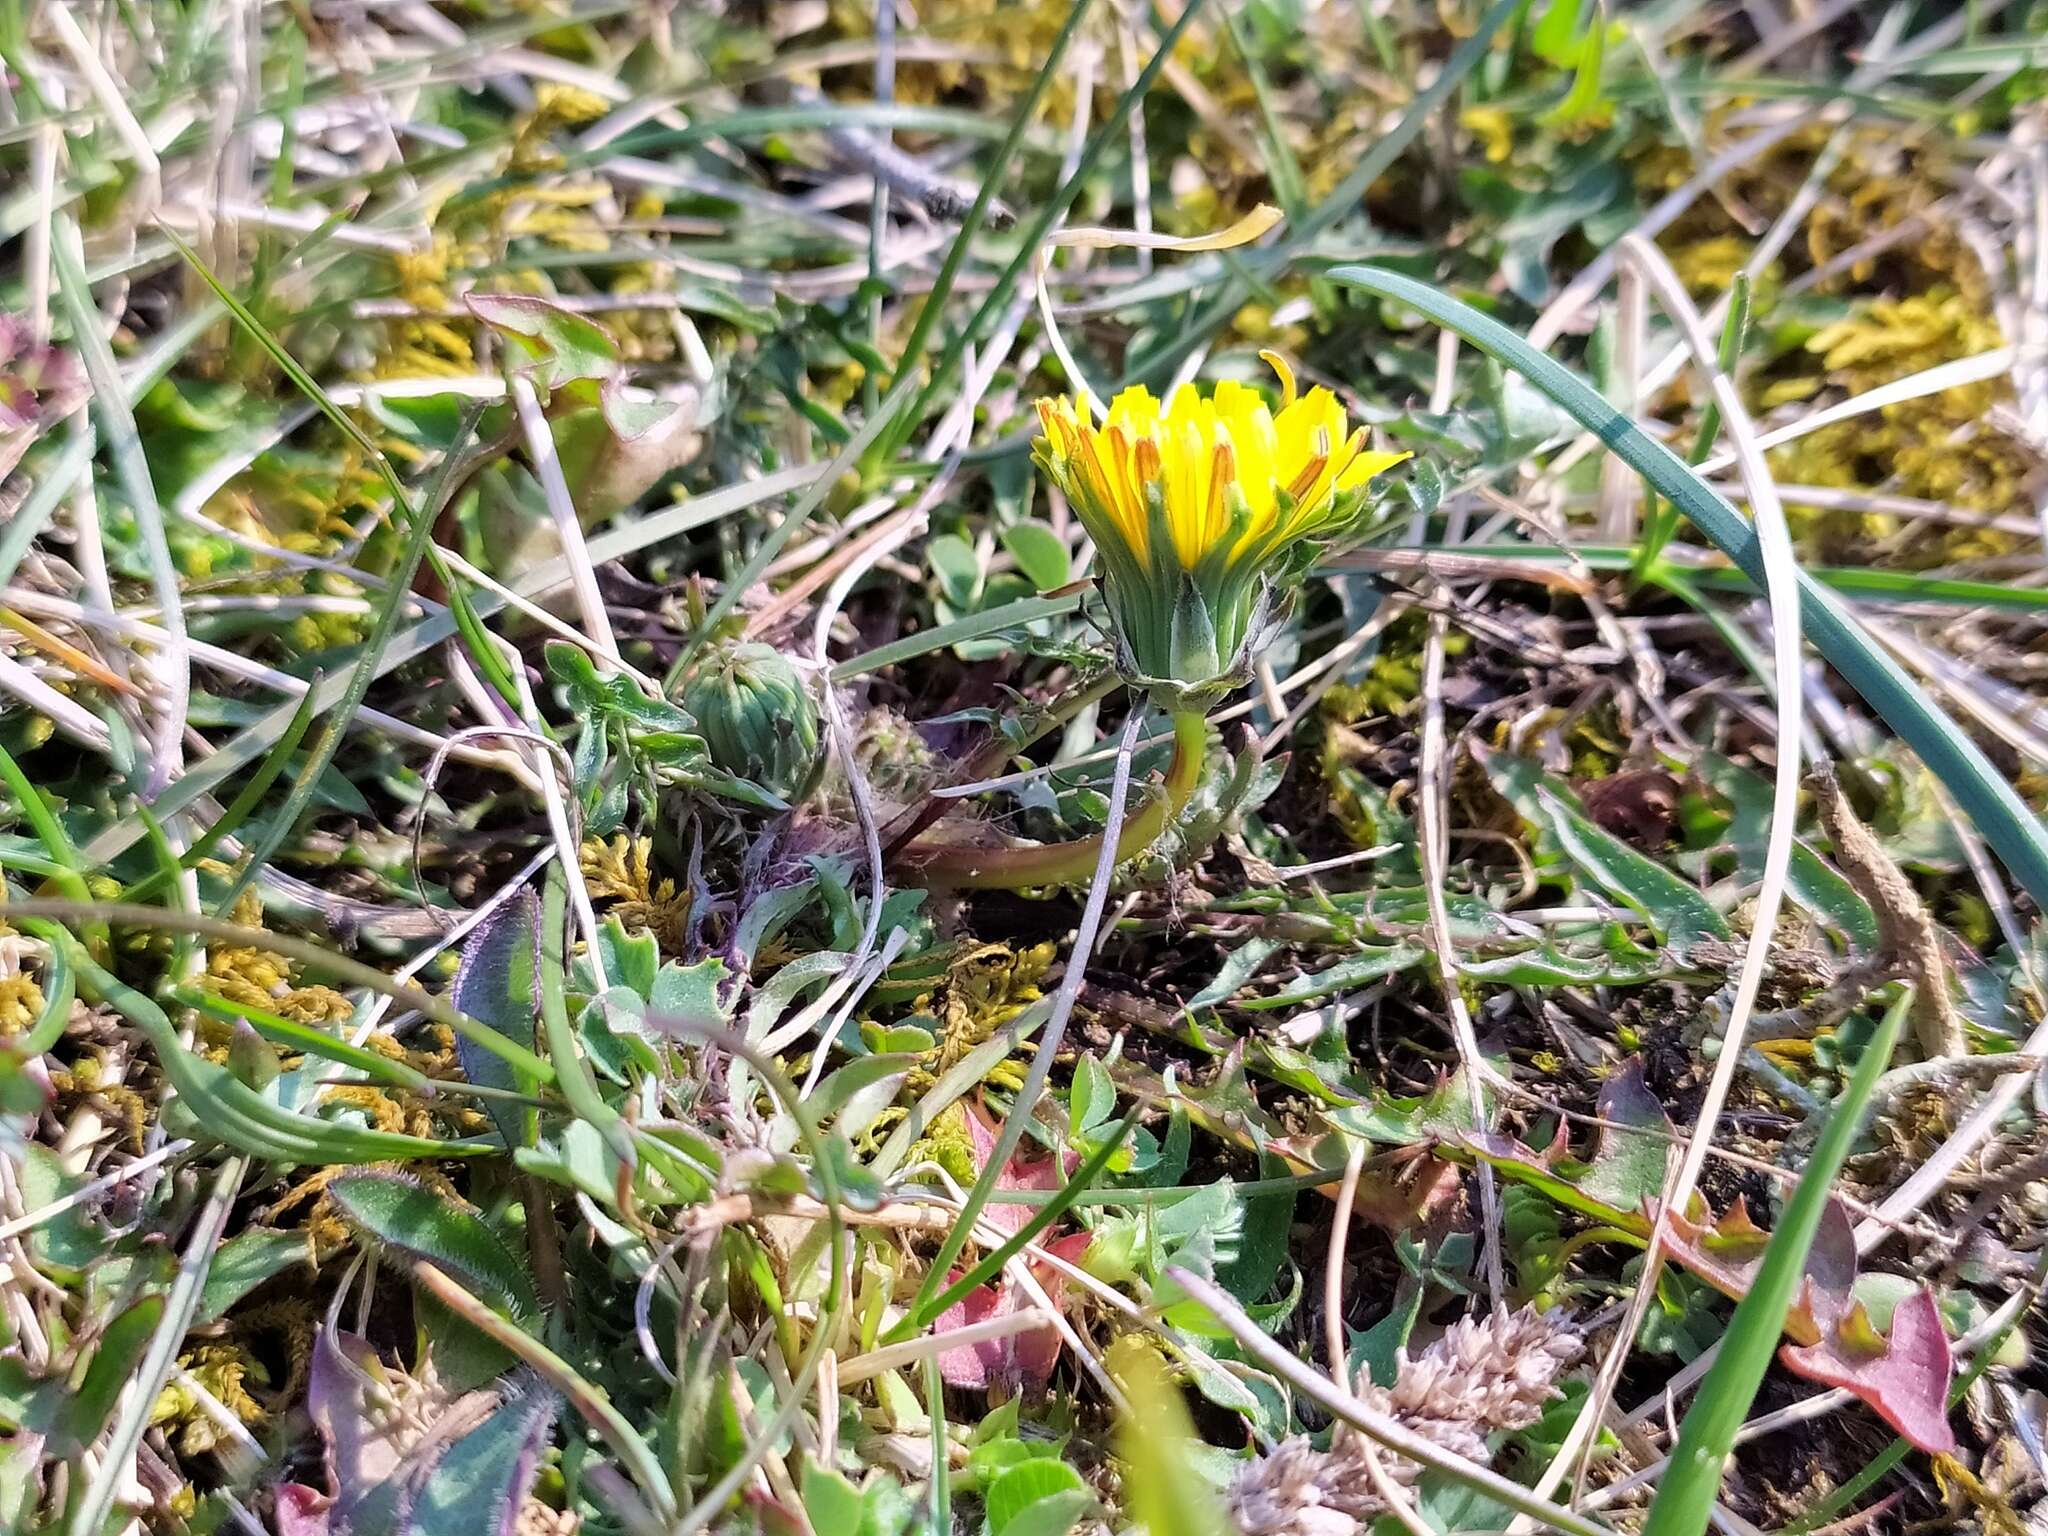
top-left (453, 892), bottom-right (541, 1149)
top-left (329, 1173), bottom-right (540, 1323)
top-left (403, 1376), bottom-right (561, 1536)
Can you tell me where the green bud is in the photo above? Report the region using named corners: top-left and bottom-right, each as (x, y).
top-left (681, 642), bottom-right (821, 803)
top-left (226, 1021), bottom-right (282, 1091)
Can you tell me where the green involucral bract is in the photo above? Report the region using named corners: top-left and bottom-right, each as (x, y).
top-left (681, 641), bottom-right (823, 803)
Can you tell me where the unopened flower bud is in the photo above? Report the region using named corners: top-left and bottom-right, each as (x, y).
top-left (681, 642), bottom-right (821, 803)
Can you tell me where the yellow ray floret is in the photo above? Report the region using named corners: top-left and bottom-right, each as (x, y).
top-left (1034, 354), bottom-right (1409, 571)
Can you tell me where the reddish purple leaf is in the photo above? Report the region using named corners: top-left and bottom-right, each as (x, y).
top-left (933, 1278), bottom-right (1019, 1389)
top-left (960, 1101), bottom-right (1069, 1238)
top-left (931, 1105), bottom-right (1097, 1390)
top-left (932, 1231), bottom-right (1092, 1390)
top-left (0, 315), bottom-right (87, 484)
top-left (1665, 1197), bottom-right (1861, 1345)
top-left (307, 1330), bottom-right (413, 1499)
top-left (1780, 1287), bottom-right (1956, 1454)
top-left (271, 1484), bottom-right (330, 1536)
top-left (1795, 1196), bottom-right (1861, 1335)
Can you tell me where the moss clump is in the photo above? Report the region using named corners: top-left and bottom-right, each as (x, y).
top-left (0, 972), bottom-right (43, 1037)
top-left (582, 835), bottom-right (691, 954)
top-left (201, 892), bottom-right (353, 1026)
top-left (1766, 290), bottom-right (2030, 562)
top-left (152, 1343), bottom-right (268, 1454)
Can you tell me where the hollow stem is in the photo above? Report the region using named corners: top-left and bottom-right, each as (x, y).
top-left (894, 709), bottom-right (1207, 890)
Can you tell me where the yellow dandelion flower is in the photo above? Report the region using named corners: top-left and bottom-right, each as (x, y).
top-left (0, 973), bottom-right (43, 1037)
top-left (1461, 106), bottom-right (1515, 165)
top-left (1033, 354), bottom-right (1408, 704)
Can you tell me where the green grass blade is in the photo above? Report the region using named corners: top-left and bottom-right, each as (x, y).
top-left (50, 931), bottom-right (492, 1164)
top-left (829, 591), bottom-right (1084, 681)
top-left (887, 1109), bottom-right (1135, 1342)
top-left (1109, 1337), bottom-right (1234, 1536)
top-left (883, 0), bottom-right (1097, 398)
top-left (121, 682), bottom-right (320, 906)
top-left (1344, 542), bottom-right (2048, 613)
top-left (1225, 6), bottom-right (1310, 221)
top-left (924, 1355), bottom-right (952, 1531)
top-left (1643, 990), bottom-right (1909, 1536)
top-left (0, 848), bottom-right (73, 881)
top-left (1687, 563), bottom-right (2048, 613)
top-left (175, 988), bottom-right (437, 1094)
top-left (888, 0), bottom-right (1216, 457)
top-left (0, 740), bottom-right (92, 904)
top-left (208, 412), bottom-right (482, 917)
top-left (157, 223), bottom-right (443, 550)
top-left (8, 900), bottom-right (554, 1083)
top-left (1323, 264), bottom-right (2048, 912)
top-left (9, 937), bottom-right (74, 1059)
top-left (1654, 568), bottom-right (1783, 701)
top-left (178, 680), bottom-right (321, 863)
top-left (82, 464), bottom-right (816, 870)
top-left (128, 803), bottom-right (193, 957)
top-left (1639, 271), bottom-right (1751, 573)
top-left (1688, 272), bottom-right (1752, 466)
top-left (121, 296), bottom-right (228, 405)
top-left (1123, 0), bottom-right (1519, 385)
top-left (53, 216), bottom-right (188, 796)
top-left (443, 573), bottom-right (525, 715)
top-left (509, 103), bottom-right (1046, 204)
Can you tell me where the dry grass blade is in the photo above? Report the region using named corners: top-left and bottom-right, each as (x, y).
top-left (5, 8), bottom-right (2040, 1534)
top-left (67, 1160), bottom-right (243, 1536)
top-left (1526, 234), bottom-right (1810, 1513)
